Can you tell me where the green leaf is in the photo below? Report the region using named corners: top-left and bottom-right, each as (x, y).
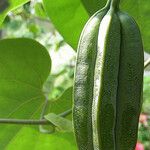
top-left (0, 0), bottom-right (29, 26)
top-left (34, 2), bottom-right (47, 19)
top-left (0, 38), bottom-right (51, 149)
top-left (81, 0), bottom-right (107, 15)
top-left (3, 103), bottom-right (77, 149)
top-left (43, 0), bottom-right (88, 50)
top-left (5, 126), bottom-right (77, 150)
top-left (119, 0), bottom-right (150, 53)
top-left (143, 76), bottom-right (150, 113)
top-left (0, 38), bottom-right (76, 149)
top-left (45, 113), bottom-right (73, 132)
top-left (136, 0), bottom-right (150, 53)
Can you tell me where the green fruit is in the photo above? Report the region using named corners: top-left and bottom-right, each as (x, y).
top-left (94, 8), bottom-right (121, 150)
top-left (73, 3), bottom-right (110, 149)
top-left (115, 11), bottom-right (144, 150)
top-left (73, 0), bottom-right (144, 150)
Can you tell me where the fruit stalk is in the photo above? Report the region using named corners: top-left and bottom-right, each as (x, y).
top-left (111, 0), bottom-right (120, 10)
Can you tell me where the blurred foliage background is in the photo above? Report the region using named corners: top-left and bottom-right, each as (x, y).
top-left (0, 0), bottom-right (150, 149)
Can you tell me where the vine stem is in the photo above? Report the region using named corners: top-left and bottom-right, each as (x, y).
top-left (144, 58), bottom-right (150, 69)
top-left (0, 119), bottom-right (50, 125)
top-left (0, 109), bottom-right (72, 125)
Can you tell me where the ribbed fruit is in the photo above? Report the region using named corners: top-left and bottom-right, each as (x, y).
top-left (73, 0), bottom-right (144, 150)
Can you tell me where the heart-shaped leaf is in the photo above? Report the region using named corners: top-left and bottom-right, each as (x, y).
top-left (0, 38), bottom-right (51, 149)
top-left (0, 48), bottom-right (76, 149)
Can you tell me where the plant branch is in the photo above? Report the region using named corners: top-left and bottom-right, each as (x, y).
top-left (0, 118), bottom-right (50, 125)
top-left (59, 108), bottom-right (72, 117)
top-left (0, 109), bottom-right (72, 125)
top-left (144, 58), bottom-right (150, 69)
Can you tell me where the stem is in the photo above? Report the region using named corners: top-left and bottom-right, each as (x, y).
top-left (0, 109), bottom-right (72, 125)
top-left (40, 98), bottom-right (49, 120)
top-left (59, 109), bottom-right (72, 117)
top-left (144, 58), bottom-right (150, 69)
top-left (0, 119), bottom-right (50, 125)
top-left (111, 0), bottom-right (120, 10)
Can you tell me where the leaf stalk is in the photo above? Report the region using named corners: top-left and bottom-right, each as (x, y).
top-left (0, 109), bottom-right (72, 125)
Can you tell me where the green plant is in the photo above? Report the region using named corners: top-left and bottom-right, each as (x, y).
top-left (73, 0), bottom-right (144, 150)
top-left (0, 0), bottom-right (149, 149)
